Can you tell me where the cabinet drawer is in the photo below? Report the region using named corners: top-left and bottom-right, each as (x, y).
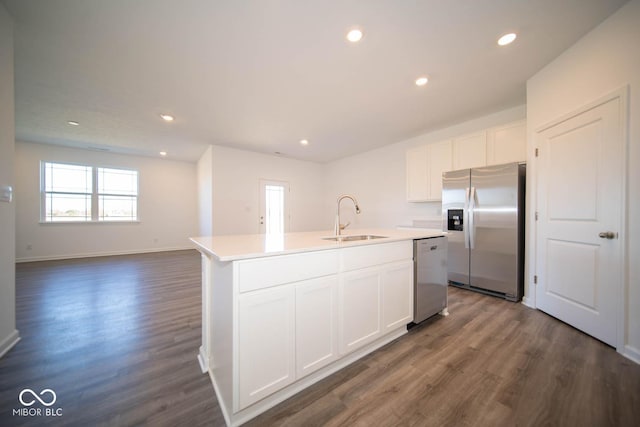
top-left (340, 240), bottom-right (412, 272)
top-left (237, 250), bottom-right (339, 293)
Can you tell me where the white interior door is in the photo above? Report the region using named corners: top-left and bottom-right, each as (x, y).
top-left (535, 94), bottom-right (624, 347)
top-left (259, 180), bottom-right (290, 234)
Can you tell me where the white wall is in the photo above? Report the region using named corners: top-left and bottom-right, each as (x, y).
top-left (325, 105), bottom-right (526, 229)
top-left (14, 141), bottom-right (198, 261)
top-left (211, 145), bottom-right (328, 235)
top-left (527, 0), bottom-right (640, 361)
top-left (206, 106), bottom-right (525, 237)
top-left (0, 3), bottom-right (19, 358)
top-left (197, 145), bottom-right (214, 236)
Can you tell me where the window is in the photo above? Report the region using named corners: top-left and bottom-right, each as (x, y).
top-left (41, 162), bottom-right (138, 222)
top-left (98, 168), bottom-right (138, 221)
top-left (43, 163), bottom-right (92, 221)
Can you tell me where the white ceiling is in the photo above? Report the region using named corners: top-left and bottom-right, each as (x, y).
top-left (3, 0), bottom-right (628, 163)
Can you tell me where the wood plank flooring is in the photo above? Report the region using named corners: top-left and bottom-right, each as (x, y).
top-left (1, 250), bottom-right (639, 426)
top-left (1, 251), bottom-right (222, 426)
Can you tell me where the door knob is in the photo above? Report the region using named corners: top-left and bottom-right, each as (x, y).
top-left (598, 231), bottom-right (617, 239)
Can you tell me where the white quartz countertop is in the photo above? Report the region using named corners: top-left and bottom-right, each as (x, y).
top-left (190, 228), bottom-right (446, 261)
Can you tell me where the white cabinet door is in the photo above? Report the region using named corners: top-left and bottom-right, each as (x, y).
top-left (406, 141), bottom-right (452, 202)
top-left (381, 260), bottom-right (414, 332)
top-left (339, 268), bottom-right (381, 355)
top-left (453, 132), bottom-right (487, 170)
top-left (427, 140), bottom-right (452, 201)
top-left (237, 285), bottom-right (295, 410)
top-left (295, 276), bottom-right (339, 379)
top-left (406, 146), bottom-right (429, 201)
top-left (487, 120), bottom-right (526, 165)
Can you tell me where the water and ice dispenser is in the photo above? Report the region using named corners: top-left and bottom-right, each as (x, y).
top-left (447, 209), bottom-right (463, 231)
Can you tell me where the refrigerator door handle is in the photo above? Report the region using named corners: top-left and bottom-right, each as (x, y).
top-left (469, 186), bottom-right (476, 249)
top-left (463, 187), bottom-right (470, 249)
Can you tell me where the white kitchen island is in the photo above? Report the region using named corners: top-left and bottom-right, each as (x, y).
top-left (191, 228), bottom-right (445, 426)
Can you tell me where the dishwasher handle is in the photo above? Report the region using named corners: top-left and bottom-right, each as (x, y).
top-left (416, 238), bottom-right (445, 254)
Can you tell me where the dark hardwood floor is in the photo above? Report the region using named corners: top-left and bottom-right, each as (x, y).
top-left (1, 250), bottom-right (639, 426)
top-left (1, 250), bottom-right (222, 426)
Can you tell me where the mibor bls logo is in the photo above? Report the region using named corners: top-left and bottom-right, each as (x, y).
top-left (13, 388), bottom-right (63, 417)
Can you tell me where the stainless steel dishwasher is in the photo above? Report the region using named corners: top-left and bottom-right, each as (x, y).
top-left (414, 237), bottom-right (448, 323)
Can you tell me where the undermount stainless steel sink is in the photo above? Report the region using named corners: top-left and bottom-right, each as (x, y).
top-left (322, 234), bottom-right (388, 242)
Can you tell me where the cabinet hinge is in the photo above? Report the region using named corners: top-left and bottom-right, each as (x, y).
top-left (534, 275), bottom-right (538, 284)
top-left (535, 148), bottom-right (539, 157)
top-left (535, 211), bottom-right (539, 221)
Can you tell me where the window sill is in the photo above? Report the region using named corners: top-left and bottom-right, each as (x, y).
top-left (39, 220), bottom-right (141, 225)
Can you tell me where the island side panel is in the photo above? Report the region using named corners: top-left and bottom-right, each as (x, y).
top-left (210, 256), bottom-right (235, 422)
top-left (198, 253), bottom-right (212, 372)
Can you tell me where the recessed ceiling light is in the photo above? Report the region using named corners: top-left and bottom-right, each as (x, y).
top-left (300, 139), bottom-right (309, 146)
top-left (67, 121), bottom-right (80, 126)
top-left (160, 114), bottom-right (174, 122)
top-left (497, 33), bottom-right (517, 46)
top-left (415, 76), bottom-right (429, 87)
top-left (346, 28), bottom-right (363, 43)
top-left (159, 151), bottom-right (167, 156)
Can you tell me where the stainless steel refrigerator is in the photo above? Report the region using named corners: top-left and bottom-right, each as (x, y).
top-left (442, 162), bottom-right (525, 301)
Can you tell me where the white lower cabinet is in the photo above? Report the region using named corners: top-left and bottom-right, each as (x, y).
top-left (381, 260), bottom-right (414, 332)
top-left (338, 259), bottom-right (414, 355)
top-left (237, 285), bottom-right (295, 410)
top-left (339, 268), bottom-right (382, 355)
top-left (234, 241), bottom-right (414, 413)
top-left (295, 276), bottom-right (339, 378)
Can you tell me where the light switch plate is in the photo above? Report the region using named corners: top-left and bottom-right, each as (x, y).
top-left (0, 185), bottom-right (13, 203)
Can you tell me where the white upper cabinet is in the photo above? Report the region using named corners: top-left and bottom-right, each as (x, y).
top-left (486, 120), bottom-right (526, 164)
top-left (452, 131), bottom-right (487, 170)
top-left (427, 141), bottom-right (453, 201)
top-left (406, 141), bottom-right (452, 202)
top-left (406, 120), bottom-right (526, 202)
top-left (406, 146), bottom-right (429, 201)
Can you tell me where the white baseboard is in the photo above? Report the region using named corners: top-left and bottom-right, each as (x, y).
top-left (15, 246), bottom-right (195, 263)
top-left (0, 329), bottom-right (20, 358)
top-left (197, 346), bottom-right (209, 373)
top-left (521, 296), bottom-right (535, 309)
top-left (210, 370), bottom-right (232, 427)
top-left (621, 345), bottom-right (640, 365)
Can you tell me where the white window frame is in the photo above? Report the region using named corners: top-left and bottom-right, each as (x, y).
top-left (40, 161), bottom-right (140, 223)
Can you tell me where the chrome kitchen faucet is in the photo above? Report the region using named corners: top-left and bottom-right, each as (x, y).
top-left (334, 194), bottom-right (361, 236)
